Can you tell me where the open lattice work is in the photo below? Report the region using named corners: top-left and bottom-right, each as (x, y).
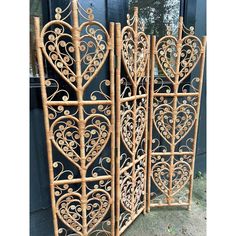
top-left (115, 8), bottom-right (150, 235)
top-left (34, 0), bottom-right (115, 235)
top-left (34, 1), bottom-right (207, 234)
top-left (147, 17), bottom-right (206, 210)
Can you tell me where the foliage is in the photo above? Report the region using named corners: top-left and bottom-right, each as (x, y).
top-left (128, 0), bottom-right (180, 37)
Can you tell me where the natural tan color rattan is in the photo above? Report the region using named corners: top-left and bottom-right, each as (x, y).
top-left (34, 1), bottom-right (206, 235)
top-left (147, 17), bottom-right (206, 210)
top-left (34, 0), bottom-right (115, 235)
top-left (115, 7), bottom-right (150, 235)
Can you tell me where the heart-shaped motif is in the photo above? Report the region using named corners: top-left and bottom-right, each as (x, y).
top-left (41, 21), bottom-right (76, 90)
top-left (122, 28), bottom-right (148, 85)
top-left (56, 190), bottom-right (110, 234)
top-left (79, 22), bottom-right (110, 88)
top-left (156, 35), bottom-right (202, 83)
top-left (152, 161), bottom-right (191, 197)
top-left (51, 114), bottom-right (111, 169)
top-left (120, 165), bottom-right (145, 213)
top-left (134, 164), bottom-right (145, 211)
top-left (41, 21), bottom-right (109, 90)
top-left (86, 190), bottom-right (111, 233)
top-left (121, 106), bottom-right (146, 154)
top-left (153, 104), bottom-right (196, 145)
top-left (57, 193), bottom-right (83, 234)
top-left (120, 174), bottom-right (133, 213)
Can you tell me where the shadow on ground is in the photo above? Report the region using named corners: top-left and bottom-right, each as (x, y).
top-left (123, 177), bottom-right (206, 236)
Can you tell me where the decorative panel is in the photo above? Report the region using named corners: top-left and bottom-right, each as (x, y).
top-left (34, 1), bottom-right (206, 234)
top-left (147, 17), bottom-right (206, 210)
top-left (34, 0), bottom-right (115, 235)
top-left (115, 7), bottom-right (150, 235)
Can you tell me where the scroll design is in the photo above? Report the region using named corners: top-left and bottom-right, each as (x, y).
top-left (56, 190), bottom-right (111, 234)
top-left (122, 28), bottom-right (148, 85)
top-left (156, 35), bottom-right (202, 84)
top-left (34, 1), bottom-right (115, 235)
top-left (153, 104), bottom-right (196, 145)
top-left (152, 159), bottom-right (191, 197)
top-left (51, 114), bottom-right (111, 169)
top-left (116, 7), bottom-right (150, 234)
top-left (41, 13), bottom-right (110, 91)
top-left (121, 106), bottom-right (146, 154)
top-left (148, 17), bottom-right (206, 209)
top-left (120, 163), bottom-right (145, 213)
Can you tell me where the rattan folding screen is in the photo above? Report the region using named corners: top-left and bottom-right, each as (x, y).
top-left (34, 1), bottom-right (206, 235)
top-left (34, 1), bottom-right (115, 235)
top-left (115, 7), bottom-right (150, 235)
top-left (147, 18), bottom-right (206, 210)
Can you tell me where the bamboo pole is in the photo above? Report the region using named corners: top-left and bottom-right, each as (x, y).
top-left (71, 1), bottom-right (88, 235)
top-left (153, 92), bottom-right (199, 97)
top-left (147, 35), bottom-right (156, 212)
top-left (120, 94), bottom-right (147, 102)
top-left (143, 35), bottom-right (151, 215)
top-left (115, 22), bottom-right (122, 236)
top-left (46, 100), bottom-right (112, 106)
top-left (167, 16), bottom-right (184, 204)
top-left (34, 17), bottom-right (58, 236)
top-left (131, 6), bottom-right (139, 220)
top-left (109, 21), bottom-right (115, 236)
top-left (150, 202), bottom-right (189, 208)
top-left (54, 175), bottom-right (112, 186)
top-left (152, 152), bottom-right (194, 156)
top-left (120, 155), bottom-right (146, 174)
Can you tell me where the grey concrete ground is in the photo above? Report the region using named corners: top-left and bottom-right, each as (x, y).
top-left (123, 177), bottom-right (206, 236)
top-left (30, 177), bottom-right (206, 236)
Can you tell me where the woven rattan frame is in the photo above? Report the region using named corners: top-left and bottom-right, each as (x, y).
top-left (34, 1), bottom-right (207, 234)
top-left (115, 8), bottom-right (150, 235)
top-left (147, 17), bottom-right (206, 210)
top-left (34, 1), bottom-right (115, 235)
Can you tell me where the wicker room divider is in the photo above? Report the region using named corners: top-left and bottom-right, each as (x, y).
top-left (147, 17), bottom-right (206, 210)
top-left (115, 7), bottom-right (150, 235)
top-left (34, 1), bottom-right (206, 235)
top-left (34, 0), bottom-right (116, 235)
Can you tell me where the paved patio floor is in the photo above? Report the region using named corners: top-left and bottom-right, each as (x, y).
top-left (30, 177), bottom-right (206, 236)
top-left (123, 177), bottom-right (206, 236)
